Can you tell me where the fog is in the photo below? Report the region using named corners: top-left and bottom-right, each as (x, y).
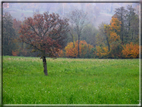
top-left (3, 3), bottom-right (139, 28)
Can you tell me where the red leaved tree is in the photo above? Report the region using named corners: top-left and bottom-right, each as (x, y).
top-left (19, 12), bottom-right (69, 76)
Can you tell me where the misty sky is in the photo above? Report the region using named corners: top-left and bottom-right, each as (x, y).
top-left (2, 2), bottom-right (140, 28)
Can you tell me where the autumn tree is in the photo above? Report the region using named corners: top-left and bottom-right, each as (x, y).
top-left (57, 49), bottom-right (65, 57)
top-left (65, 42), bottom-right (77, 58)
top-left (95, 46), bottom-right (109, 58)
top-left (122, 42), bottom-right (139, 58)
top-left (103, 17), bottom-right (121, 50)
top-left (65, 40), bottom-right (93, 58)
top-left (96, 17), bottom-right (122, 58)
top-left (95, 5), bottom-right (139, 58)
top-left (13, 18), bottom-right (36, 56)
top-left (68, 9), bottom-right (88, 58)
top-left (109, 17), bottom-right (121, 43)
top-left (110, 17), bottom-right (121, 35)
top-left (19, 12), bottom-right (69, 76)
top-left (13, 18), bottom-right (22, 32)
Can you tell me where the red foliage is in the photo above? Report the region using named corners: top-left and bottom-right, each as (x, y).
top-left (12, 50), bottom-right (19, 56)
top-left (19, 12), bottom-right (69, 57)
top-left (13, 19), bottom-right (22, 31)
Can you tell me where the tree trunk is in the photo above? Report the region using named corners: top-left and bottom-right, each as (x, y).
top-left (70, 32), bottom-right (75, 48)
top-left (131, 32), bottom-right (133, 41)
top-left (120, 14), bottom-right (124, 44)
top-left (43, 56), bottom-right (48, 76)
top-left (78, 34), bottom-right (80, 58)
top-left (106, 35), bottom-right (110, 52)
top-left (107, 41), bottom-right (110, 52)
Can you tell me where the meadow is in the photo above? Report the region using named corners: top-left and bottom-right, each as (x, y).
top-left (2, 56), bottom-right (139, 104)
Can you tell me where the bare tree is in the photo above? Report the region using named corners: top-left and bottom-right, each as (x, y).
top-left (68, 9), bottom-right (88, 58)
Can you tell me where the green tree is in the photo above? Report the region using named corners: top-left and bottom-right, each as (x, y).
top-left (103, 24), bottom-right (111, 51)
top-left (96, 23), bottom-right (107, 47)
top-left (114, 6), bottom-right (128, 44)
top-left (3, 12), bottom-right (17, 55)
top-left (81, 24), bottom-right (98, 47)
top-left (126, 5), bottom-right (139, 44)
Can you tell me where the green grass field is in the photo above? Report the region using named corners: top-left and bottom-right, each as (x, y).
top-left (2, 56), bottom-right (139, 104)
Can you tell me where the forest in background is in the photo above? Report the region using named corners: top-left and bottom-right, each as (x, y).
top-left (2, 4), bottom-right (140, 59)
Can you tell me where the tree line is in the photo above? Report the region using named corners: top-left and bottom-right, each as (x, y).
top-left (3, 5), bottom-right (140, 59)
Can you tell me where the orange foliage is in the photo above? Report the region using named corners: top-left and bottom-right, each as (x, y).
top-left (109, 32), bottom-right (120, 43)
top-left (110, 17), bottom-right (121, 33)
top-left (65, 42), bottom-right (77, 57)
top-left (104, 23), bottom-right (120, 44)
top-left (103, 17), bottom-right (121, 46)
top-left (122, 42), bottom-right (139, 58)
top-left (57, 49), bottom-right (64, 57)
top-left (65, 40), bottom-right (93, 58)
top-left (95, 46), bottom-right (109, 58)
top-left (109, 17), bottom-right (121, 43)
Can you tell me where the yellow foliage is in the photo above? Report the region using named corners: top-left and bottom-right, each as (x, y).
top-left (95, 46), bottom-right (110, 58)
top-left (109, 32), bottom-right (120, 43)
top-left (104, 18), bottom-right (121, 45)
top-left (65, 40), bottom-right (94, 58)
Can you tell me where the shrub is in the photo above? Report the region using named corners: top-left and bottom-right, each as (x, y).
top-left (65, 40), bottom-right (94, 58)
top-left (95, 46), bottom-right (110, 58)
top-left (122, 42), bottom-right (139, 58)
